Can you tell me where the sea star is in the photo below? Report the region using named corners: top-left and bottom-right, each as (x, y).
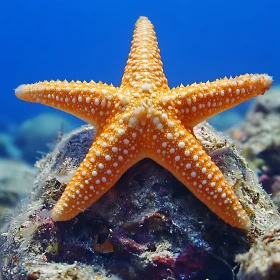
top-left (15, 16), bottom-right (272, 230)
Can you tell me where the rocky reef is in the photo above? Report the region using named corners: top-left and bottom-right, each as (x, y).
top-left (1, 122), bottom-right (279, 280)
top-left (228, 86), bottom-right (280, 280)
top-left (236, 225), bottom-right (280, 280)
top-left (229, 86), bottom-right (280, 209)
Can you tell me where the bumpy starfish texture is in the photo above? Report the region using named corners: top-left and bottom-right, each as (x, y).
top-left (16, 16), bottom-right (272, 230)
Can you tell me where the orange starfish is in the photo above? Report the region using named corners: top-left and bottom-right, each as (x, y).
top-left (15, 16), bottom-right (272, 230)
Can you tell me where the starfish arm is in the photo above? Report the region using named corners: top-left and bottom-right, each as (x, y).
top-left (148, 125), bottom-right (251, 230)
top-left (121, 16), bottom-right (168, 92)
top-left (51, 124), bottom-right (144, 221)
top-left (166, 74), bottom-right (272, 127)
top-left (15, 80), bottom-right (119, 128)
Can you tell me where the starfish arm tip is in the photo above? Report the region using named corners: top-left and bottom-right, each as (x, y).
top-left (264, 74), bottom-right (273, 85)
top-left (245, 219), bottom-right (252, 231)
top-left (51, 207), bottom-right (71, 222)
top-left (50, 208), bottom-right (60, 222)
top-left (50, 214), bottom-right (58, 222)
top-left (238, 216), bottom-right (251, 231)
top-left (15, 84), bottom-right (28, 99)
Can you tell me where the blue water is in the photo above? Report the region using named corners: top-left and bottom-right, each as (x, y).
top-left (1, 0), bottom-right (279, 128)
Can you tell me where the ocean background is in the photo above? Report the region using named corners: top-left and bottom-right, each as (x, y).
top-left (0, 0), bottom-right (279, 163)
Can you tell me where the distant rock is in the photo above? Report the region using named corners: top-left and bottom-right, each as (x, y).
top-left (1, 124), bottom-right (279, 280)
top-left (0, 133), bottom-right (21, 160)
top-left (229, 86), bottom-right (280, 157)
top-left (14, 113), bottom-right (74, 163)
top-left (228, 86), bottom-right (280, 206)
top-left (228, 85), bottom-right (280, 280)
top-left (0, 159), bottom-right (35, 233)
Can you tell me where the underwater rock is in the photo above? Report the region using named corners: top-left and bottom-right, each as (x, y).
top-left (228, 86), bottom-right (280, 279)
top-left (228, 86), bottom-right (280, 207)
top-left (236, 225), bottom-right (280, 280)
top-left (14, 113), bottom-right (74, 164)
top-left (1, 123), bottom-right (279, 279)
top-left (0, 159), bottom-right (35, 233)
top-left (24, 262), bottom-right (121, 280)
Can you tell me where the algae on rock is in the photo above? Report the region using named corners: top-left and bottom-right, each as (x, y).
top-left (1, 123), bottom-right (279, 279)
